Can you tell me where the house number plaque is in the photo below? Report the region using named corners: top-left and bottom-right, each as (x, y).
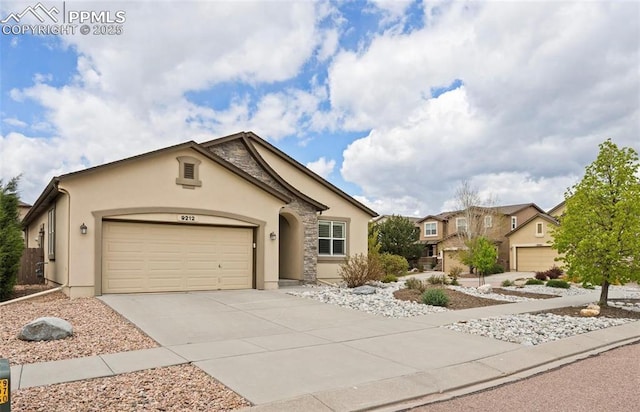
top-left (178, 215), bottom-right (197, 222)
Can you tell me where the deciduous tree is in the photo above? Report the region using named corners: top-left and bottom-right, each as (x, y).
top-left (552, 139), bottom-right (640, 305)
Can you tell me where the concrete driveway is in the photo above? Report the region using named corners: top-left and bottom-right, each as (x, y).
top-left (98, 289), bottom-right (636, 410)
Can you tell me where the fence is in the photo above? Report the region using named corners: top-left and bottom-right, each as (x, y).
top-left (18, 248), bottom-right (44, 285)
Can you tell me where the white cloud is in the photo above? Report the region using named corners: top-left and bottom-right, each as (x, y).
top-left (2, 117), bottom-right (27, 128)
top-left (306, 157), bottom-right (336, 179)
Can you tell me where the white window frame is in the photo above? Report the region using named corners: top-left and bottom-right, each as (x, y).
top-left (511, 216), bottom-right (517, 230)
top-left (318, 220), bottom-right (346, 256)
top-left (456, 217), bottom-right (467, 232)
top-left (536, 222), bottom-right (544, 236)
top-left (484, 215), bottom-right (492, 228)
top-left (424, 222), bottom-right (437, 237)
top-left (47, 207), bottom-right (56, 260)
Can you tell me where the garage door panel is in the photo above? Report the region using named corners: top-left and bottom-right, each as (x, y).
top-left (516, 247), bottom-right (558, 272)
top-left (102, 221), bottom-right (253, 293)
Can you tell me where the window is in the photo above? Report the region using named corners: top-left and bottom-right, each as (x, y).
top-left (511, 216), bottom-right (517, 230)
top-left (176, 156), bottom-right (202, 188)
top-left (47, 207), bottom-right (55, 260)
top-left (319, 220), bottom-right (346, 256)
top-left (424, 222), bottom-right (437, 237)
top-left (456, 217), bottom-right (467, 232)
top-left (536, 222), bottom-right (544, 236)
top-left (484, 215), bottom-right (492, 228)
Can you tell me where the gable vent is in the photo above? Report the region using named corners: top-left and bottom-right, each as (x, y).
top-left (184, 163), bottom-right (195, 179)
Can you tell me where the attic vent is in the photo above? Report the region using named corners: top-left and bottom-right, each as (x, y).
top-left (176, 156), bottom-right (202, 188)
top-left (184, 163), bottom-right (195, 179)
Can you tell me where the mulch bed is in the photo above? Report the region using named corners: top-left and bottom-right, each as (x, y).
top-left (394, 286), bottom-right (640, 320)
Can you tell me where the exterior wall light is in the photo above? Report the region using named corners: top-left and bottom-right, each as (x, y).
top-left (80, 223), bottom-right (88, 235)
top-left (269, 231), bottom-right (277, 240)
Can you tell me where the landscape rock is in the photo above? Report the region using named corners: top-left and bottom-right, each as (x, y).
top-left (477, 284), bottom-right (493, 294)
top-left (351, 285), bottom-right (377, 295)
top-left (18, 317), bottom-right (73, 341)
top-left (580, 308), bottom-right (599, 317)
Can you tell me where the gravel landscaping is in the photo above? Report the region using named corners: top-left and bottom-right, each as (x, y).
top-left (11, 364), bottom-right (251, 412)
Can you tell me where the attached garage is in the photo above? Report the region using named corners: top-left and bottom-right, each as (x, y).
top-left (515, 246), bottom-right (557, 272)
top-left (102, 221), bottom-right (254, 293)
top-left (443, 250), bottom-right (466, 274)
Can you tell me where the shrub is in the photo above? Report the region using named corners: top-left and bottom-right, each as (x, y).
top-left (379, 253), bottom-right (409, 277)
top-left (405, 277), bottom-right (427, 293)
top-left (525, 278), bottom-right (545, 285)
top-left (421, 289), bottom-right (449, 307)
top-left (427, 274), bottom-right (449, 285)
top-left (449, 266), bottom-right (463, 278)
top-left (487, 264), bottom-right (505, 275)
top-left (546, 266), bottom-right (564, 280)
top-left (546, 279), bottom-right (570, 289)
top-left (535, 271), bottom-right (548, 281)
top-left (582, 281), bottom-right (595, 290)
top-left (501, 279), bottom-right (514, 287)
top-left (339, 253), bottom-right (384, 288)
top-left (382, 274), bottom-right (398, 283)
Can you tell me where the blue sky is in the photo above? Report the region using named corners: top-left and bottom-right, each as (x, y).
top-left (1, 0), bottom-right (639, 216)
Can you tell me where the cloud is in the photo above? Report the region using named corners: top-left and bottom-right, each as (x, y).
top-left (2, 117), bottom-right (27, 128)
top-left (306, 157), bottom-right (336, 179)
top-left (338, 1), bottom-right (639, 215)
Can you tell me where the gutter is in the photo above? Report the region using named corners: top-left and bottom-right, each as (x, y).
top-left (0, 283), bottom-right (67, 307)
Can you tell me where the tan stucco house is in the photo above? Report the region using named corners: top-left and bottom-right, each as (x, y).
top-left (22, 131), bottom-right (377, 298)
top-left (506, 201), bottom-right (565, 272)
top-left (417, 204), bottom-right (545, 273)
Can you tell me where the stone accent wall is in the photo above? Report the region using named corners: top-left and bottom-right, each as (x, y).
top-left (207, 140), bottom-right (318, 282)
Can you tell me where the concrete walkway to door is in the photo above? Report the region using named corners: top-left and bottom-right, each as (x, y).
top-left (11, 289), bottom-right (640, 411)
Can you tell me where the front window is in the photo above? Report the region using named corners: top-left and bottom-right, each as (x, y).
top-left (47, 207), bottom-right (56, 260)
top-left (511, 216), bottom-right (517, 230)
top-left (424, 222), bottom-right (437, 236)
top-left (536, 222), bottom-right (544, 236)
top-left (456, 217), bottom-right (467, 232)
top-left (319, 220), bottom-right (346, 256)
top-left (484, 215), bottom-right (492, 228)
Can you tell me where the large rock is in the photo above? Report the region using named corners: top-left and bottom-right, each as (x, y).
top-left (351, 285), bottom-right (377, 295)
top-left (18, 317), bottom-right (73, 341)
top-left (477, 284), bottom-right (493, 294)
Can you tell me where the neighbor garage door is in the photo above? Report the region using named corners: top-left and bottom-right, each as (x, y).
top-left (102, 221), bottom-right (253, 293)
top-left (516, 246), bottom-right (557, 272)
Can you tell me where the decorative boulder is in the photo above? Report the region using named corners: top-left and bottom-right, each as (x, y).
top-left (351, 285), bottom-right (377, 295)
top-left (18, 317), bottom-right (73, 341)
top-left (477, 284), bottom-right (493, 294)
top-left (580, 304), bottom-right (600, 317)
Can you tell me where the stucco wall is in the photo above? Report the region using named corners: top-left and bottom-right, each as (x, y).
top-left (32, 147), bottom-right (285, 297)
top-left (508, 216), bottom-right (559, 271)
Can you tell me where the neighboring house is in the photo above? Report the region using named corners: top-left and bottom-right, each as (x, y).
top-left (506, 201), bottom-right (565, 272)
top-left (417, 204), bottom-right (545, 273)
top-left (22, 131), bottom-right (377, 298)
top-left (18, 201), bottom-right (31, 241)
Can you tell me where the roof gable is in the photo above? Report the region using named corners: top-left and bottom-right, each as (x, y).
top-left (506, 212), bottom-right (559, 237)
top-left (202, 131), bottom-right (377, 216)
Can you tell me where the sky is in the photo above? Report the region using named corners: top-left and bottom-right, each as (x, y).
top-left (1, 0), bottom-right (638, 216)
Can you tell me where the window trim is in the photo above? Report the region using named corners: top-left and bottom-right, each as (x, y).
top-left (318, 218), bottom-right (349, 261)
top-left (456, 217), bottom-right (467, 232)
top-left (176, 156), bottom-right (202, 188)
top-left (511, 216), bottom-right (517, 230)
top-left (424, 221), bottom-right (437, 237)
top-left (47, 207), bottom-right (56, 260)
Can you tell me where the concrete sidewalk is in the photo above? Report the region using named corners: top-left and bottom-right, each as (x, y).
top-left (9, 288), bottom-right (640, 412)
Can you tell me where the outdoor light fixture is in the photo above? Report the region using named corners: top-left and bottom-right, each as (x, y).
top-left (269, 231), bottom-right (277, 240)
top-left (80, 223), bottom-right (88, 235)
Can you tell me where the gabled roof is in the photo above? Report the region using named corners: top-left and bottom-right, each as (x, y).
top-left (22, 141), bottom-right (293, 227)
top-left (372, 214), bottom-right (421, 223)
top-left (18, 200), bottom-right (31, 208)
top-left (202, 131), bottom-right (377, 217)
top-left (419, 203), bottom-right (544, 223)
top-left (547, 200), bottom-right (566, 217)
top-left (505, 212), bottom-right (559, 237)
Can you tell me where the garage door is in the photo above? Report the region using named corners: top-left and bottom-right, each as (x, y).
top-left (443, 251), bottom-right (466, 274)
top-left (516, 247), bottom-right (558, 272)
top-left (102, 221), bottom-right (253, 293)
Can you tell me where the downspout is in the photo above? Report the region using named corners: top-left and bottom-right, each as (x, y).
top-left (57, 187), bottom-right (72, 294)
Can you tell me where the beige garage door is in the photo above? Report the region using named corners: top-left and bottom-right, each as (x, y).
top-left (443, 251), bottom-right (466, 274)
top-left (102, 221), bottom-right (253, 293)
top-left (516, 247), bottom-right (558, 272)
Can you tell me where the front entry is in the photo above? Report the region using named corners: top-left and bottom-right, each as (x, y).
top-left (278, 211), bottom-right (303, 280)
